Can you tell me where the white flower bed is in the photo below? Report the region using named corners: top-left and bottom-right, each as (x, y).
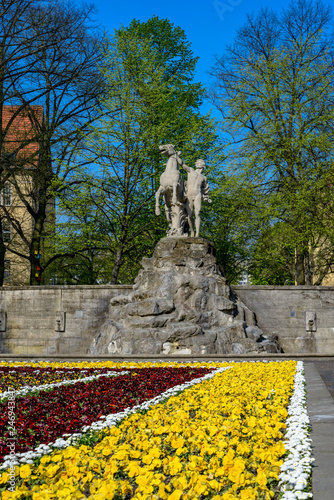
top-left (1, 366), bottom-right (230, 470)
top-left (0, 370), bottom-right (128, 401)
top-left (279, 360), bottom-right (314, 499)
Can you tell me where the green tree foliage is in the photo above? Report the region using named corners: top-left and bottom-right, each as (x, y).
top-left (46, 178), bottom-right (111, 284)
top-left (211, 0), bottom-right (334, 284)
top-left (59, 17), bottom-right (223, 284)
top-left (248, 223), bottom-right (295, 285)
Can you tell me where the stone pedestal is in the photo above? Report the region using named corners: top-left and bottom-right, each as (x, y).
top-left (89, 238), bottom-right (281, 355)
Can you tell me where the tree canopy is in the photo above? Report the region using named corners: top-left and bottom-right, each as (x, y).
top-left (6, 1), bottom-right (334, 286)
top-left (211, 0), bottom-right (334, 285)
top-left (56, 16), bottom-right (223, 285)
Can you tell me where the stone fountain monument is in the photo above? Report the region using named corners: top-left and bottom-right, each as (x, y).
top-left (89, 145), bottom-right (281, 355)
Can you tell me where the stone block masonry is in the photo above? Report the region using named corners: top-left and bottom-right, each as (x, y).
top-left (1, 283), bottom-right (334, 356)
top-left (233, 286), bottom-right (334, 354)
top-left (0, 285), bottom-right (132, 355)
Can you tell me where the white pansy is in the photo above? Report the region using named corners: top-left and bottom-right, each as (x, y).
top-left (295, 477), bottom-right (308, 488)
top-left (279, 361), bottom-right (313, 499)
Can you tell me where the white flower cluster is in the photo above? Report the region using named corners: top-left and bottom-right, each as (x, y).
top-left (278, 361), bottom-right (313, 500)
top-left (0, 370), bottom-right (128, 401)
top-left (1, 366), bottom-right (230, 470)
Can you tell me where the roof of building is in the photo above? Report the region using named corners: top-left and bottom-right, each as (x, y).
top-left (2, 105), bottom-right (43, 167)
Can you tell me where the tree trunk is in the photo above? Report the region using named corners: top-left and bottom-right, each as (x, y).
top-left (29, 208), bottom-right (46, 285)
top-left (110, 246), bottom-right (123, 284)
top-left (295, 247), bottom-right (305, 285)
top-left (305, 250), bottom-right (312, 285)
top-left (30, 240), bottom-right (42, 285)
top-left (0, 219), bottom-right (5, 286)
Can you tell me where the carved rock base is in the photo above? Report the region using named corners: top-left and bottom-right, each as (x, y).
top-left (88, 238), bottom-right (281, 355)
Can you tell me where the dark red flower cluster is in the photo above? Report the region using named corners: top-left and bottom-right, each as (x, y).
top-left (0, 367), bottom-right (211, 460)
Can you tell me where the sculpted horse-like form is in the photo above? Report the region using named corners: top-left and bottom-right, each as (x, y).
top-left (155, 144), bottom-right (187, 236)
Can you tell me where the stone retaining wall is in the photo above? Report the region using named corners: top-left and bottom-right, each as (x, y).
top-left (0, 285), bottom-right (132, 355)
top-left (1, 285), bottom-right (334, 355)
top-left (233, 286), bottom-right (334, 354)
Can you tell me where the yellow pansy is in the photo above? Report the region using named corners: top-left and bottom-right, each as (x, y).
top-left (168, 489), bottom-right (183, 500)
top-left (127, 462), bottom-right (143, 477)
top-left (19, 464), bottom-right (32, 479)
top-left (168, 457), bottom-right (183, 475)
top-left (0, 472), bottom-right (10, 484)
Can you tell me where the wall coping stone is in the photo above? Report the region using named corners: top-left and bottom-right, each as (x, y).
top-left (233, 285), bottom-right (334, 290)
top-left (1, 353), bottom-right (334, 359)
top-left (3, 284), bottom-right (334, 291)
top-left (0, 285), bottom-right (133, 291)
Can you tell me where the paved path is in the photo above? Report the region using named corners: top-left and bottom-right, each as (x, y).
top-left (304, 362), bottom-right (334, 500)
top-left (308, 360), bottom-right (334, 398)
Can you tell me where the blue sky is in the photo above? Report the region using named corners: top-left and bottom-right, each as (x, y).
top-left (91, 0), bottom-right (294, 118)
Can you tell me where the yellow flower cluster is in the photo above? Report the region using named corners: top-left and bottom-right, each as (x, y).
top-left (0, 361), bottom-right (296, 500)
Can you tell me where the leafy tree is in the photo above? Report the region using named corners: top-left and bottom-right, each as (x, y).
top-left (200, 179), bottom-right (253, 284)
top-left (211, 0), bottom-right (334, 284)
top-left (48, 177), bottom-right (113, 285)
top-left (73, 17), bottom-right (223, 284)
top-left (53, 175), bottom-right (157, 285)
top-left (248, 223), bottom-right (295, 285)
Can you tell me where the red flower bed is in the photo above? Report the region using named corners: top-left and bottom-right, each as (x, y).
top-left (0, 367), bottom-right (211, 460)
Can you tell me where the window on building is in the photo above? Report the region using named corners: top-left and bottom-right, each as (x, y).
top-left (2, 220), bottom-right (10, 243)
top-left (4, 259), bottom-right (10, 281)
top-left (0, 183), bottom-right (11, 206)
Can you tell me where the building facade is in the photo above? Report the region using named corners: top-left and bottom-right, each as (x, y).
top-left (1, 105), bottom-right (44, 285)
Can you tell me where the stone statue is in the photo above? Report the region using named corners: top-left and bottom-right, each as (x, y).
top-left (155, 145), bottom-right (211, 237)
top-left (89, 147), bottom-right (281, 358)
top-left (182, 159), bottom-right (212, 237)
top-left (155, 144), bottom-right (187, 236)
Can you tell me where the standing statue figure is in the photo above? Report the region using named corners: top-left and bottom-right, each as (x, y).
top-left (155, 144), bottom-right (211, 237)
top-left (155, 144), bottom-right (187, 236)
top-left (182, 159), bottom-right (212, 237)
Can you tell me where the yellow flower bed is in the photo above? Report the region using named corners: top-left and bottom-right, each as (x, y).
top-left (0, 361), bottom-right (296, 500)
